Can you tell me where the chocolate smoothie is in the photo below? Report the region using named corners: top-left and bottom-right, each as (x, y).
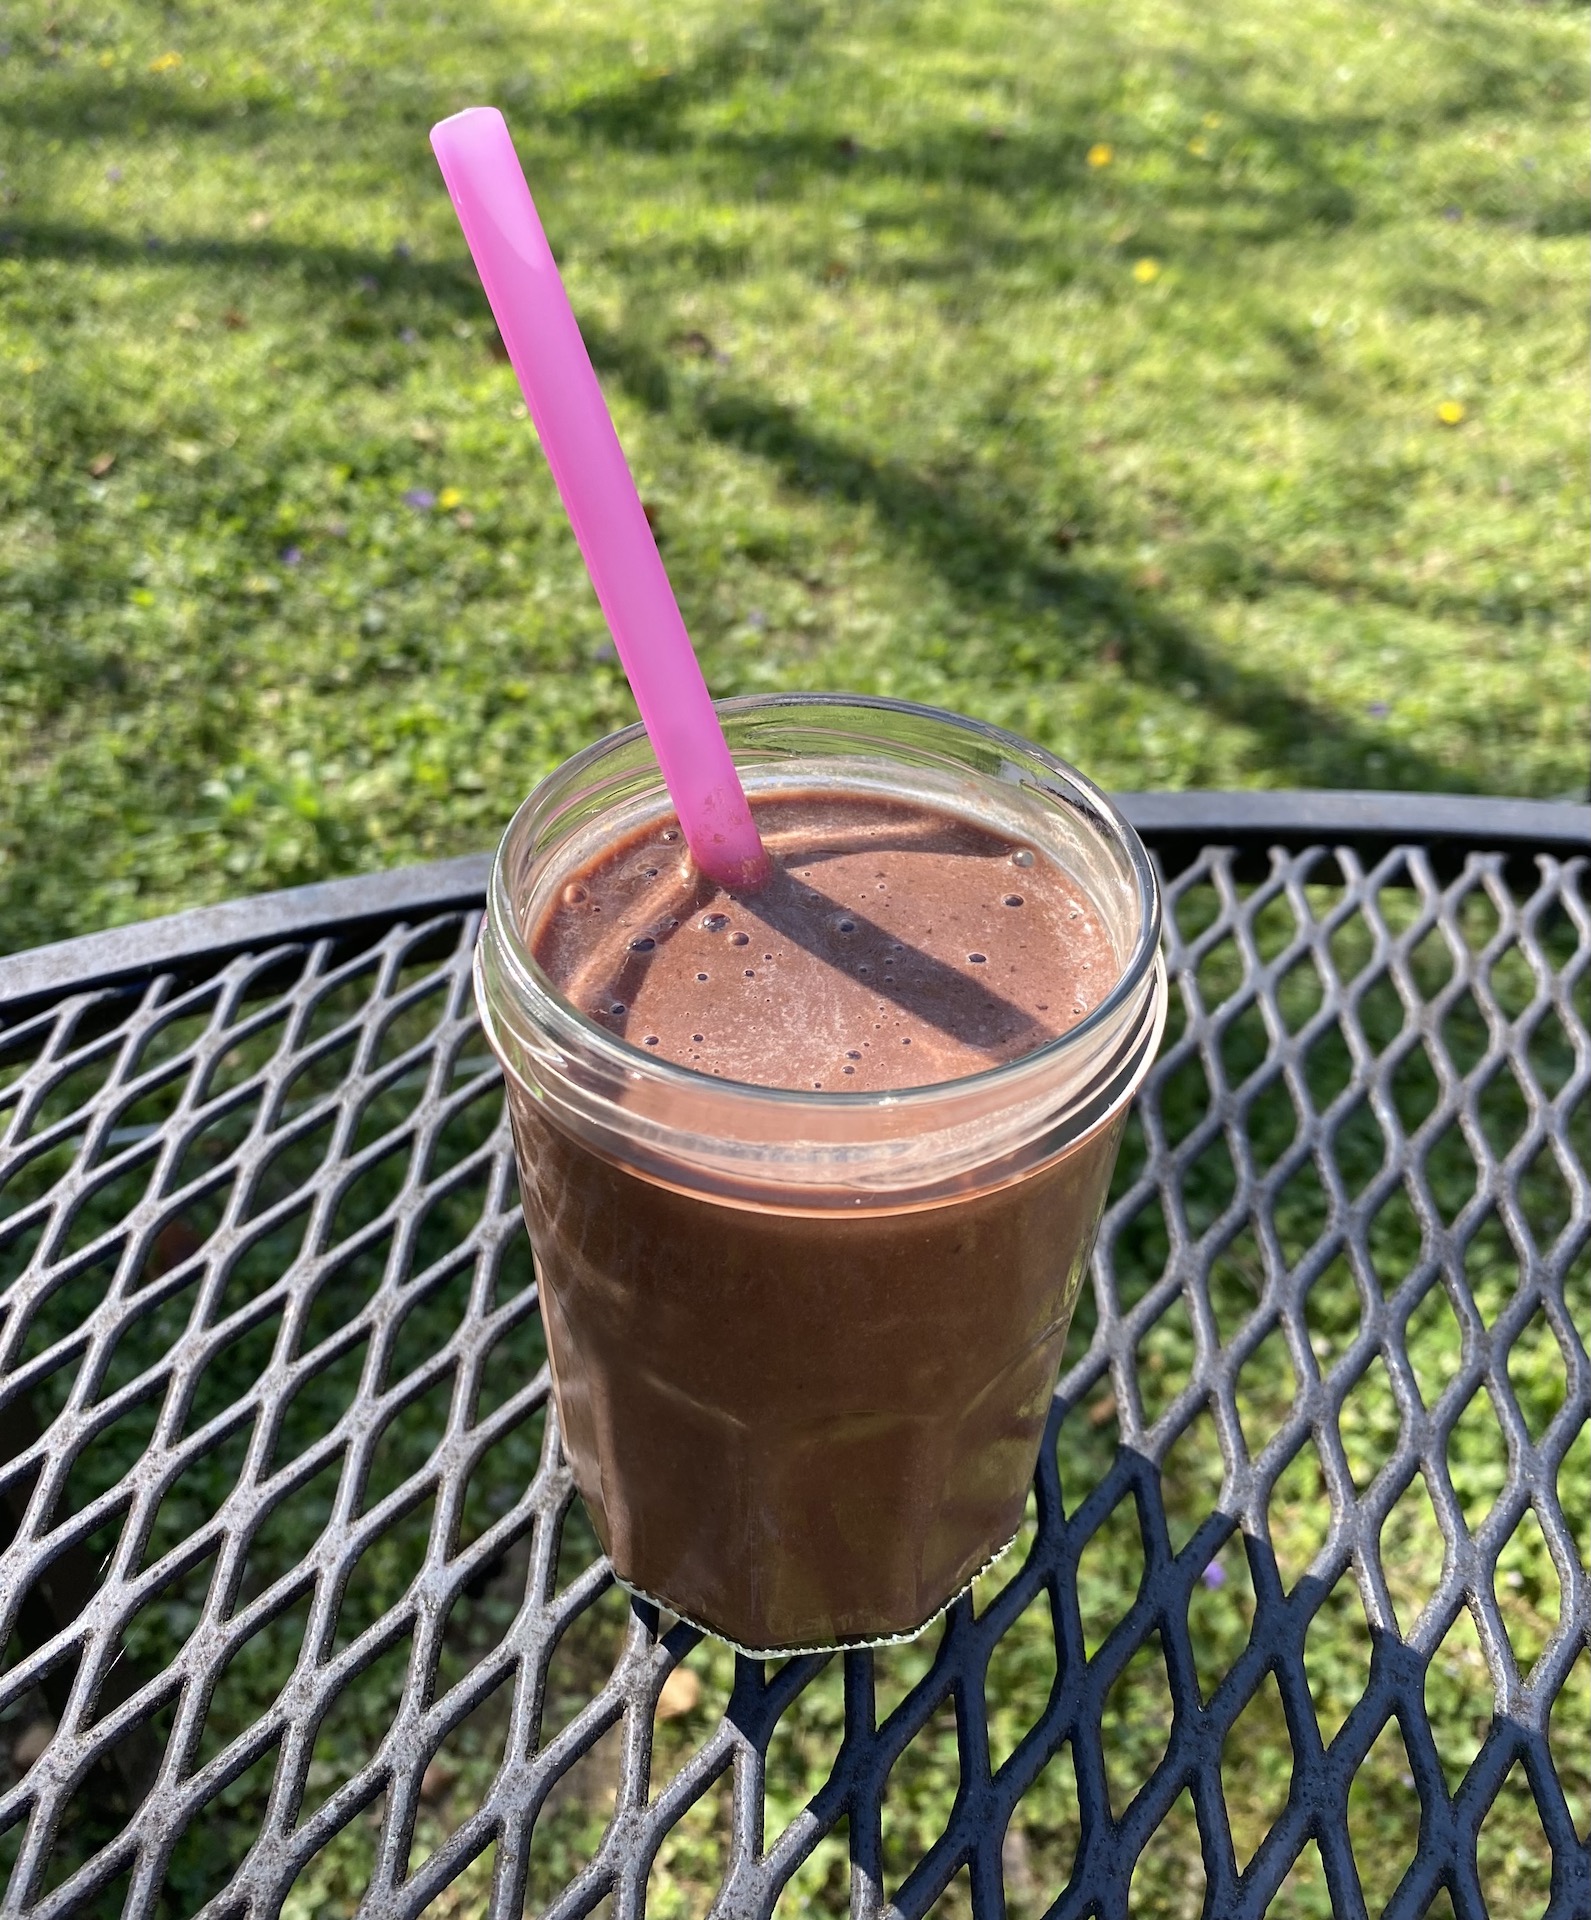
top-left (531, 792), bottom-right (1117, 1089)
top-left (501, 789), bottom-right (1136, 1652)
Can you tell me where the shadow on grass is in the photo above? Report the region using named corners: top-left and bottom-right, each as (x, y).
top-left (6, 0), bottom-right (1578, 262)
top-left (11, 0), bottom-right (1572, 802)
top-left (576, 310), bottom-right (1473, 793)
top-left (4, 208), bottom-right (1468, 796)
top-left (2, 73), bottom-right (287, 141)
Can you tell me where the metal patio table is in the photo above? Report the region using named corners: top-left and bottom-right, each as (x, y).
top-left (0, 790), bottom-right (1586, 1920)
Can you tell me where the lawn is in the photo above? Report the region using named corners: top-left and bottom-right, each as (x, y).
top-left (0, 0), bottom-right (1586, 958)
top-left (0, 2), bottom-right (1587, 1917)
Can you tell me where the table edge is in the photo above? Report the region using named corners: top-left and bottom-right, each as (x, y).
top-left (2, 789), bottom-right (1585, 1019)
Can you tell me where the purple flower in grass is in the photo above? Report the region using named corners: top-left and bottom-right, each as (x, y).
top-left (1201, 1559), bottom-right (1227, 1590)
top-left (403, 488), bottom-right (436, 510)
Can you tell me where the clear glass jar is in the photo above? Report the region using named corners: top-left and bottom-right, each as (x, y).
top-left (476, 694), bottom-right (1166, 1653)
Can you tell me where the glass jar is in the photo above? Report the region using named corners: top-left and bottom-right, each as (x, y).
top-left (476, 694), bottom-right (1166, 1654)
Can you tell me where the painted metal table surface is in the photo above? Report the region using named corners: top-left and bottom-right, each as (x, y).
top-left (0, 792), bottom-right (1586, 1920)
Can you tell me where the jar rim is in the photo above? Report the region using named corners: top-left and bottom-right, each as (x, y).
top-left (484, 692), bottom-right (1162, 1115)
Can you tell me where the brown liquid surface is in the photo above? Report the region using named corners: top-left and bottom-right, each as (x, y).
top-left (529, 792), bottom-right (1116, 1091)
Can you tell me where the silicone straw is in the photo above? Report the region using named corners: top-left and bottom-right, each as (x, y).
top-left (429, 107), bottom-right (770, 891)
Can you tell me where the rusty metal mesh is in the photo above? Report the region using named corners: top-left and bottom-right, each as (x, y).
top-left (0, 838), bottom-right (1586, 1920)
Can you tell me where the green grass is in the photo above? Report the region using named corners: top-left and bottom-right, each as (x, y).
top-left (0, 0), bottom-right (1587, 957)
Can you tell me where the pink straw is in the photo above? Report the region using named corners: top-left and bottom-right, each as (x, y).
top-left (429, 107), bottom-right (770, 891)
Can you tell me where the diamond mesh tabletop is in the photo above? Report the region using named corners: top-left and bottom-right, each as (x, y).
top-left (0, 794), bottom-right (1586, 1920)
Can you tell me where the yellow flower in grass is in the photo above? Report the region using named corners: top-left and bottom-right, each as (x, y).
top-left (1133, 257), bottom-right (1161, 284)
top-left (1436, 399), bottom-right (1466, 427)
top-left (1086, 143), bottom-right (1113, 168)
top-left (148, 49), bottom-right (182, 72)
top-left (438, 486), bottom-right (464, 510)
